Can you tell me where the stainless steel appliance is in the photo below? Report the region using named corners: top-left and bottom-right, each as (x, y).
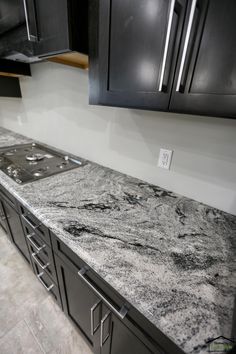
top-left (0, 143), bottom-right (82, 184)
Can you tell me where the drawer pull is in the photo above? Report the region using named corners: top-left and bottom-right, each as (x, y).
top-left (176, 0), bottom-right (197, 92)
top-left (100, 311), bottom-right (111, 347)
top-left (22, 214), bottom-right (42, 231)
top-left (27, 233), bottom-right (46, 252)
top-left (37, 272), bottom-right (54, 291)
top-left (158, 0), bottom-right (176, 91)
top-left (91, 301), bottom-right (102, 336)
top-left (32, 252), bottom-right (49, 270)
top-left (78, 267), bottom-right (129, 320)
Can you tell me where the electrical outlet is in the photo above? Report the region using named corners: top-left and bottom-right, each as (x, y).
top-left (158, 149), bottom-right (173, 170)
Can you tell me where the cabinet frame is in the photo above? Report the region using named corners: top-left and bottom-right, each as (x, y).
top-left (52, 234), bottom-right (185, 354)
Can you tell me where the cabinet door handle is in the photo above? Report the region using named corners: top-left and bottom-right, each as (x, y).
top-left (22, 214), bottom-right (42, 231)
top-left (27, 233), bottom-right (46, 252)
top-left (78, 267), bottom-right (129, 320)
top-left (22, 0), bottom-right (38, 42)
top-left (158, 0), bottom-right (176, 92)
top-left (91, 301), bottom-right (102, 336)
top-left (37, 272), bottom-right (54, 291)
top-left (176, 0), bottom-right (197, 92)
top-left (100, 311), bottom-right (111, 347)
top-left (32, 252), bottom-right (49, 270)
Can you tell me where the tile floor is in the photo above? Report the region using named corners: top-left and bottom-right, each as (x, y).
top-left (0, 227), bottom-right (92, 354)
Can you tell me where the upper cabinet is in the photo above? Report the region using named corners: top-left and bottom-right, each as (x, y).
top-left (0, 0), bottom-right (88, 65)
top-left (89, 0), bottom-right (236, 119)
top-left (0, 0), bottom-right (25, 36)
top-left (89, 0), bottom-right (187, 111)
top-left (170, 0), bottom-right (236, 118)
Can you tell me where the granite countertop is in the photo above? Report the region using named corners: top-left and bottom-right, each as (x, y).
top-left (0, 127), bottom-right (235, 354)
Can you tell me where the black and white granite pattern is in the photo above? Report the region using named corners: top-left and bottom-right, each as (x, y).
top-left (0, 127), bottom-right (235, 354)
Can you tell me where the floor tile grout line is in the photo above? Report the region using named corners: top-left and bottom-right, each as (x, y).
top-left (24, 319), bottom-right (46, 354)
top-left (0, 318), bottom-right (23, 341)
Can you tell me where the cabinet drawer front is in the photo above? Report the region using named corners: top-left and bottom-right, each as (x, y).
top-left (20, 205), bottom-right (50, 245)
top-left (32, 259), bottom-right (62, 308)
top-left (27, 236), bottom-right (57, 284)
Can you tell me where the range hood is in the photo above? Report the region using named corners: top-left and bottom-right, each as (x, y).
top-left (0, 0), bottom-right (88, 69)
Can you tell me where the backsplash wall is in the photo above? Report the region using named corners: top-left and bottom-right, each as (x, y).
top-left (0, 62), bottom-right (236, 215)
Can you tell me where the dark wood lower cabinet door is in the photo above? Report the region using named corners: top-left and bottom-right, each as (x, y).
top-left (0, 200), bottom-right (11, 238)
top-left (100, 306), bottom-right (159, 354)
top-left (54, 255), bottom-right (101, 354)
top-left (3, 200), bottom-right (30, 262)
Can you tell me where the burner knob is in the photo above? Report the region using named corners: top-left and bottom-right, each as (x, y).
top-left (12, 169), bottom-right (19, 177)
top-left (7, 166), bottom-right (14, 175)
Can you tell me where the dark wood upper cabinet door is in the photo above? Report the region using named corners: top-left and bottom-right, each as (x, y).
top-left (89, 0), bottom-right (187, 110)
top-left (32, 0), bottom-right (88, 57)
top-left (0, 0), bottom-right (25, 36)
top-left (32, 0), bottom-right (69, 56)
top-left (170, 0), bottom-right (236, 118)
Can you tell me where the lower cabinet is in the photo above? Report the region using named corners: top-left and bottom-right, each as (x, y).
top-left (0, 185), bottom-right (183, 354)
top-left (55, 253), bottom-right (161, 354)
top-left (99, 304), bottom-right (155, 354)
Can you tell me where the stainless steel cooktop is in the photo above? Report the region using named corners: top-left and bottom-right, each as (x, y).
top-left (0, 143), bottom-right (82, 184)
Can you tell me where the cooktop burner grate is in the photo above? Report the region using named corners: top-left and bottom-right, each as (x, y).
top-left (0, 143), bottom-right (82, 184)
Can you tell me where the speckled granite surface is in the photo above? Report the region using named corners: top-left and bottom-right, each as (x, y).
top-left (0, 127), bottom-right (235, 354)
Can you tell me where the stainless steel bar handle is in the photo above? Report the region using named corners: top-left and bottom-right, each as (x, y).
top-left (176, 0), bottom-right (197, 92)
top-left (158, 0), bottom-right (176, 92)
top-left (22, 0), bottom-right (31, 41)
top-left (78, 267), bottom-right (129, 320)
top-left (32, 252), bottom-right (49, 270)
top-left (100, 312), bottom-right (111, 348)
top-left (90, 301), bottom-right (101, 336)
top-left (27, 233), bottom-right (46, 252)
top-left (37, 272), bottom-right (54, 291)
top-left (22, 214), bottom-right (42, 230)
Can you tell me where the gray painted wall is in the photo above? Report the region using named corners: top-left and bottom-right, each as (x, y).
top-left (0, 62), bottom-right (236, 215)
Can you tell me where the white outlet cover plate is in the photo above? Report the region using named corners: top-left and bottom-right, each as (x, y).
top-left (158, 149), bottom-right (173, 170)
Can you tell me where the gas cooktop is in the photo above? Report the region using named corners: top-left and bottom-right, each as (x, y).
top-left (0, 143), bottom-right (82, 184)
